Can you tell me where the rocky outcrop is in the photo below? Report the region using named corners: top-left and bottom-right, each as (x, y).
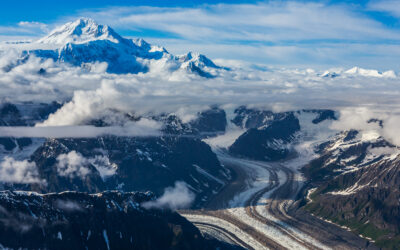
top-left (0, 190), bottom-right (237, 249)
top-left (302, 130), bottom-right (400, 249)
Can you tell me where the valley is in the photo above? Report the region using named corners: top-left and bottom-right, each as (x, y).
top-left (180, 150), bottom-right (378, 249)
top-left (0, 17), bottom-right (399, 249)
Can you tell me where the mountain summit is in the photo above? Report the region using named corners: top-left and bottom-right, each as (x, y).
top-left (22, 18), bottom-right (224, 76)
top-left (37, 18), bottom-right (123, 45)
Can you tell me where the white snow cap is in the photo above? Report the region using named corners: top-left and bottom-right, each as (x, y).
top-left (37, 18), bottom-right (122, 45)
top-left (345, 66), bottom-right (396, 78)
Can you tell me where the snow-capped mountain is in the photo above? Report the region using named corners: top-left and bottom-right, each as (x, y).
top-left (37, 18), bottom-right (124, 45)
top-left (11, 18), bottom-right (224, 77)
top-left (321, 66), bottom-right (396, 78)
top-left (302, 130), bottom-right (400, 247)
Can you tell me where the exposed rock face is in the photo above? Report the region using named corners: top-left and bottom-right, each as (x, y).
top-left (228, 107), bottom-right (336, 161)
top-left (159, 107), bottom-right (227, 136)
top-left (0, 190), bottom-right (237, 250)
top-left (302, 130), bottom-right (400, 249)
top-left (26, 136), bottom-right (228, 207)
top-left (0, 103), bottom-right (32, 151)
top-left (229, 112), bottom-right (300, 161)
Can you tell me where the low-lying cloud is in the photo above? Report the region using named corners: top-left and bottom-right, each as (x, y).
top-left (0, 121), bottom-right (161, 138)
top-left (330, 107), bottom-right (400, 146)
top-left (0, 157), bottom-right (45, 184)
top-left (56, 151), bottom-right (117, 180)
top-left (0, 52), bottom-right (400, 145)
top-left (142, 181), bottom-right (195, 210)
top-left (56, 151), bottom-right (91, 178)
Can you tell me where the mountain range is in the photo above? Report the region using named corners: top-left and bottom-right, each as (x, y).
top-left (0, 18), bottom-right (399, 249)
top-left (3, 18), bottom-right (225, 77)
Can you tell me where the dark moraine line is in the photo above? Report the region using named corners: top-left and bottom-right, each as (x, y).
top-left (242, 160), bottom-right (322, 250)
top-left (193, 222), bottom-right (254, 250)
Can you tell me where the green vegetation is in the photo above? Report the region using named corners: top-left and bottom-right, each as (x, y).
top-left (305, 199), bottom-right (398, 249)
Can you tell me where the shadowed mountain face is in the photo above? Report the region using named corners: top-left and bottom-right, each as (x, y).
top-left (228, 107), bottom-right (336, 161)
top-left (229, 112), bottom-right (300, 161)
top-left (302, 130), bottom-right (400, 249)
top-left (0, 105), bottom-right (230, 208)
top-left (0, 190), bottom-right (239, 250)
top-left (27, 136), bottom-right (228, 207)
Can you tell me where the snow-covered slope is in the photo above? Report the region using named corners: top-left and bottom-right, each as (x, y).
top-left (321, 67), bottom-right (396, 78)
top-left (8, 18), bottom-right (224, 77)
top-left (37, 18), bottom-right (123, 45)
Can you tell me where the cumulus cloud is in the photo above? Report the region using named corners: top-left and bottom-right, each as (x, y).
top-left (0, 157), bottom-right (44, 184)
top-left (142, 181), bottom-right (195, 210)
top-left (56, 151), bottom-right (117, 180)
top-left (87, 155), bottom-right (117, 180)
top-left (0, 50), bottom-right (399, 142)
top-left (56, 151), bottom-right (91, 178)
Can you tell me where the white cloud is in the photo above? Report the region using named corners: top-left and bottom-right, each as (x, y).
top-left (56, 151), bottom-right (91, 178)
top-left (0, 157), bottom-right (44, 184)
top-left (331, 107), bottom-right (400, 146)
top-left (368, 0), bottom-right (400, 17)
top-left (77, 2), bottom-right (400, 42)
top-left (0, 21), bottom-right (48, 40)
top-left (142, 181), bottom-right (195, 210)
top-left (382, 115), bottom-right (400, 146)
top-left (88, 155), bottom-right (117, 180)
top-left (0, 123), bottom-right (161, 138)
top-left (56, 151), bottom-right (118, 180)
top-left (18, 21), bottom-right (49, 33)
top-left (368, 146), bottom-right (399, 156)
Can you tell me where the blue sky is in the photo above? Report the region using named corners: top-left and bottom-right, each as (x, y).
top-left (1, 0), bottom-right (400, 70)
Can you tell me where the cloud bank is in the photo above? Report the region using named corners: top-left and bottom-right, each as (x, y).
top-left (0, 122), bottom-right (162, 138)
top-left (0, 51), bottom-right (400, 144)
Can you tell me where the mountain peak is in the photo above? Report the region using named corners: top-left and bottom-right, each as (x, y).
top-left (37, 18), bottom-right (123, 45)
top-left (24, 18), bottom-right (223, 76)
top-left (179, 52), bottom-right (219, 68)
